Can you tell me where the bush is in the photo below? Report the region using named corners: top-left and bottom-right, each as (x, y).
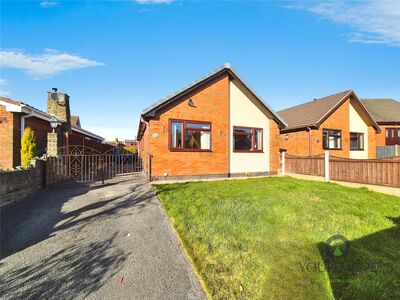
top-left (21, 127), bottom-right (38, 167)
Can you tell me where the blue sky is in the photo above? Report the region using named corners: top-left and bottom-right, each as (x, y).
top-left (1, 0), bottom-right (399, 140)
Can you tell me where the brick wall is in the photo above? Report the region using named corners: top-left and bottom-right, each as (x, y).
top-left (368, 126), bottom-right (377, 158)
top-left (25, 116), bottom-right (52, 155)
top-left (138, 125), bottom-right (150, 177)
top-left (0, 106), bottom-right (21, 169)
top-left (0, 161), bottom-right (44, 207)
top-left (148, 74), bottom-right (230, 178)
top-left (269, 119), bottom-right (280, 172)
top-left (0, 159), bottom-right (67, 207)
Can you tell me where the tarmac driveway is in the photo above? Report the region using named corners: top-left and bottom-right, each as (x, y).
top-left (0, 175), bottom-right (205, 300)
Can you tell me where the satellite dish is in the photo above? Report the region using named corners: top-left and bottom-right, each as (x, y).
top-left (50, 93), bottom-right (59, 101)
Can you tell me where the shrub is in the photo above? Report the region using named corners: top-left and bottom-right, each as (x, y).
top-left (21, 127), bottom-right (38, 167)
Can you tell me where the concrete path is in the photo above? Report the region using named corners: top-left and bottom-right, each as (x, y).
top-left (0, 175), bottom-right (206, 300)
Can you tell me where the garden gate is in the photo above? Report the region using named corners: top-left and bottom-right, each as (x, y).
top-left (53, 145), bottom-right (143, 183)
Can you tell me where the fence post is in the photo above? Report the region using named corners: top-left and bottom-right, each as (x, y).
top-left (281, 151), bottom-right (285, 176)
top-left (324, 151), bottom-right (330, 182)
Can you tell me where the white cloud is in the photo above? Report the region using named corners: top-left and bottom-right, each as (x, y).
top-left (134, 0), bottom-right (175, 4)
top-left (0, 49), bottom-right (104, 79)
top-left (289, 1), bottom-right (400, 46)
top-left (40, 1), bottom-right (59, 8)
top-left (0, 78), bottom-right (10, 96)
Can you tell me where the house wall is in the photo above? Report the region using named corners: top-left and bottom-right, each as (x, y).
top-left (349, 101), bottom-right (368, 159)
top-left (368, 126), bottom-right (377, 159)
top-left (374, 125), bottom-right (400, 147)
top-left (25, 116), bottom-right (52, 155)
top-left (148, 74), bottom-right (230, 179)
top-left (229, 80), bottom-right (270, 173)
top-left (138, 125), bottom-right (150, 177)
top-left (269, 119), bottom-right (281, 172)
top-left (0, 106), bottom-right (21, 169)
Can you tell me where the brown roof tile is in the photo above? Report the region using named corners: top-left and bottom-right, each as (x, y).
top-left (278, 90), bottom-right (352, 131)
top-left (361, 99), bottom-right (400, 123)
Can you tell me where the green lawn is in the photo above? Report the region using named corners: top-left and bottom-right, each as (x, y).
top-left (154, 177), bottom-right (400, 300)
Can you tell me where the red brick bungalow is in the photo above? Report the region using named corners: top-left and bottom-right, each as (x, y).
top-left (137, 64), bottom-right (286, 181)
top-left (0, 90), bottom-right (106, 169)
top-left (278, 90), bottom-right (381, 159)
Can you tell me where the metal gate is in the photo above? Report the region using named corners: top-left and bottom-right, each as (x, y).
top-left (57, 145), bottom-right (143, 182)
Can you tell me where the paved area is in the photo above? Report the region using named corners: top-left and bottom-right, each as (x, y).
top-left (285, 173), bottom-right (400, 197)
top-left (0, 175), bottom-right (206, 300)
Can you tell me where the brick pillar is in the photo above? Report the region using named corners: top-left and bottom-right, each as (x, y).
top-left (47, 131), bottom-right (64, 157)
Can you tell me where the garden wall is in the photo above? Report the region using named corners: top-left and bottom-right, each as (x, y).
top-left (0, 159), bottom-right (66, 207)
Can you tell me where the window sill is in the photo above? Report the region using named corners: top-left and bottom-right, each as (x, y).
top-left (169, 148), bottom-right (212, 152)
top-left (233, 150), bottom-right (264, 153)
top-left (323, 148), bottom-right (342, 151)
top-left (350, 149), bottom-right (365, 151)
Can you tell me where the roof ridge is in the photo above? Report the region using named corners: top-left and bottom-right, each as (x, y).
top-left (278, 90), bottom-right (351, 113)
top-left (361, 98), bottom-right (397, 101)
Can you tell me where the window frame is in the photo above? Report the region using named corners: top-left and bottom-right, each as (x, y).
top-left (233, 126), bottom-right (263, 153)
top-left (322, 128), bottom-right (342, 150)
top-left (168, 119), bottom-right (212, 152)
top-left (350, 132), bottom-right (364, 151)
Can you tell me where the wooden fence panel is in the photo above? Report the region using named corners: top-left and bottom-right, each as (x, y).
top-left (285, 155), bottom-right (325, 177)
top-left (329, 156), bottom-right (399, 187)
top-left (283, 154), bottom-right (400, 188)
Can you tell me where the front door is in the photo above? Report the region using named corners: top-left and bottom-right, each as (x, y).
top-left (386, 128), bottom-right (400, 145)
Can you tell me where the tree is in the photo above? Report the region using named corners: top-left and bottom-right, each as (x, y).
top-left (115, 137), bottom-right (119, 145)
top-left (21, 127), bottom-right (38, 167)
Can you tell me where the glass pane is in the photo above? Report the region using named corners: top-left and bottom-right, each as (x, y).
top-left (234, 134), bottom-right (252, 150)
top-left (171, 122), bottom-right (182, 148)
top-left (255, 129), bottom-right (262, 150)
top-left (184, 130), bottom-right (210, 150)
top-left (186, 122), bottom-right (210, 130)
top-left (350, 138), bottom-right (358, 149)
top-left (200, 132), bottom-right (210, 150)
top-left (328, 136), bottom-right (336, 148)
top-left (234, 127), bottom-right (252, 134)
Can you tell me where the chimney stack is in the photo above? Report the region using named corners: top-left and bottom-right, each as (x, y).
top-left (47, 88), bottom-right (71, 132)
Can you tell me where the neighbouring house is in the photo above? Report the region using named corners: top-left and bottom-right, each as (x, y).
top-left (124, 139), bottom-right (137, 147)
top-left (124, 139), bottom-right (138, 152)
top-left (278, 90), bottom-right (381, 159)
top-left (0, 89), bottom-right (107, 169)
top-left (361, 99), bottom-right (400, 147)
top-left (137, 64), bottom-right (286, 181)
